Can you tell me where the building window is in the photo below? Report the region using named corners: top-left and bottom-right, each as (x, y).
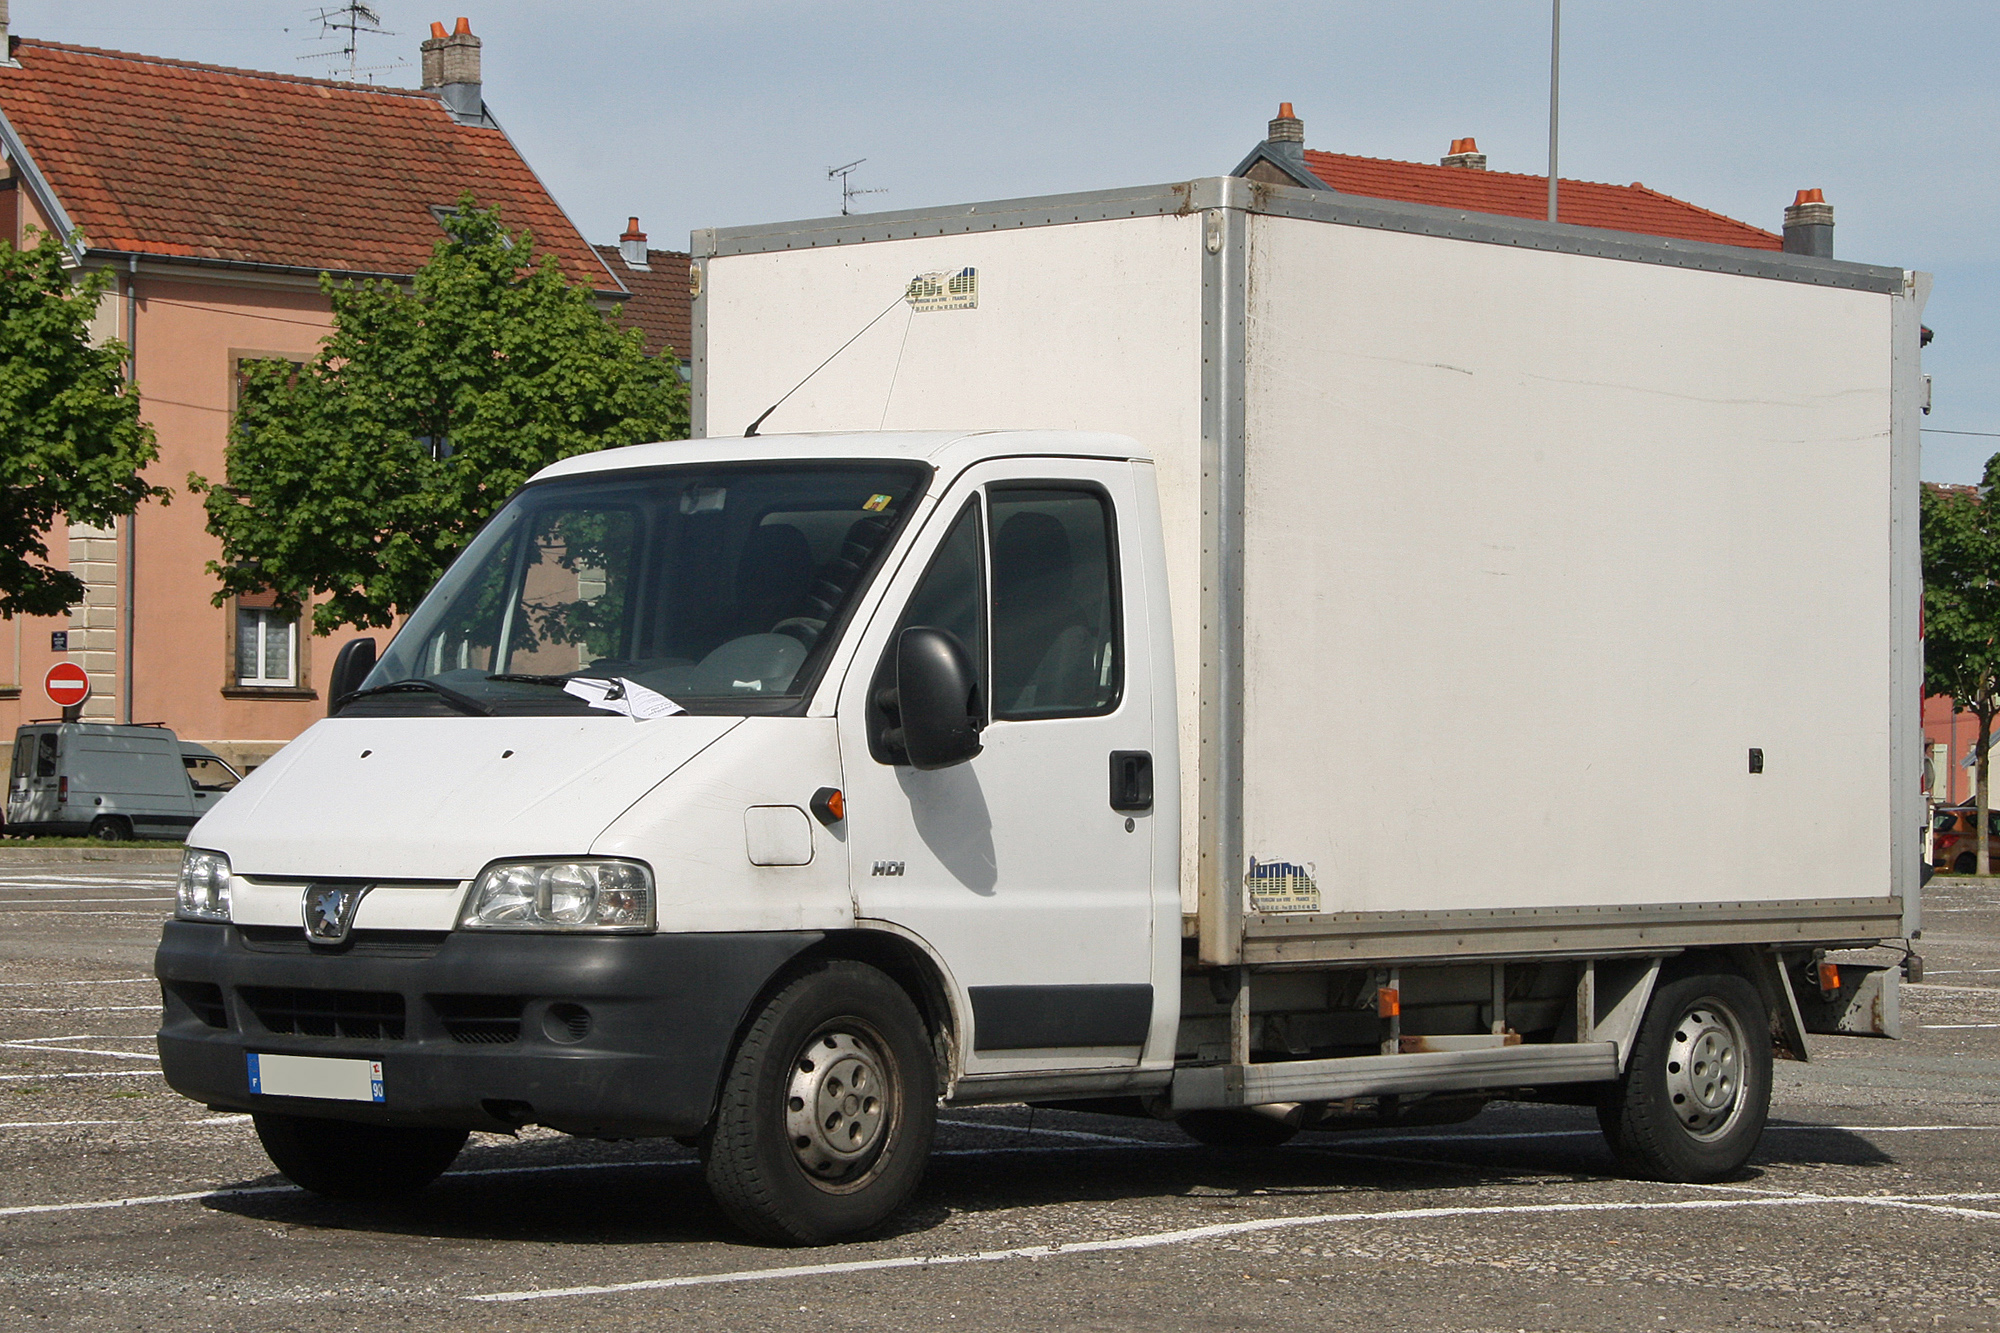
top-left (236, 607), bottom-right (297, 687)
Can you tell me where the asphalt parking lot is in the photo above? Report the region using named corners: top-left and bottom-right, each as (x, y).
top-left (3, 856), bottom-right (1998, 1332)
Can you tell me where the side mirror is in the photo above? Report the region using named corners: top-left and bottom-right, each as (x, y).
top-left (327, 637), bottom-right (378, 715)
top-left (893, 626), bottom-right (984, 770)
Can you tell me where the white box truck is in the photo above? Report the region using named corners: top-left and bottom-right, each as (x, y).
top-left (154, 176), bottom-right (1924, 1245)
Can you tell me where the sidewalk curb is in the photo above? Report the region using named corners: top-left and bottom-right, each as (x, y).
top-left (0, 846), bottom-right (184, 864)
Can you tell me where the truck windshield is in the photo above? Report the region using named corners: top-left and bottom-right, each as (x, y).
top-left (353, 460), bottom-right (928, 717)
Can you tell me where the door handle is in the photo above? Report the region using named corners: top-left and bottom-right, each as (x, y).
top-left (1109, 750), bottom-right (1153, 813)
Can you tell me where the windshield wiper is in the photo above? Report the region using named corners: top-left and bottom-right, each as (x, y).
top-left (337, 679), bottom-right (494, 717)
top-left (485, 673), bottom-right (574, 687)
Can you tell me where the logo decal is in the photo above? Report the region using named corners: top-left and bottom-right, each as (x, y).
top-left (871, 860), bottom-right (905, 877)
top-left (302, 882), bottom-right (371, 943)
top-left (1245, 858), bottom-right (1320, 914)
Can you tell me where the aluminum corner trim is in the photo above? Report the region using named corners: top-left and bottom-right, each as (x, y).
top-left (1195, 197), bottom-right (1248, 966)
top-left (0, 107), bottom-right (80, 261)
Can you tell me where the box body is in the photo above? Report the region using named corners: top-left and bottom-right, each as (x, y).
top-left (694, 177), bottom-right (1922, 966)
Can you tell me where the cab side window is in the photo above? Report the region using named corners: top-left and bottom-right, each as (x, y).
top-left (988, 487), bottom-right (1120, 719)
top-left (870, 499), bottom-right (985, 763)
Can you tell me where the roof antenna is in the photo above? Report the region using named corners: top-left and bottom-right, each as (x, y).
top-left (828, 159), bottom-right (887, 216)
top-left (295, 3), bottom-right (407, 82)
top-left (744, 287), bottom-right (910, 437)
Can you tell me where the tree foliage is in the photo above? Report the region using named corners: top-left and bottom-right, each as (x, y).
top-left (1921, 460), bottom-right (2000, 872)
top-left (0, 229), bottom-right (165, 618)
top-left (192, 198), bottom-right (687, 635)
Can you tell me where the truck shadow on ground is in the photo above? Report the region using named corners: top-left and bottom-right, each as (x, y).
top-left (195, 1114), bottom-right (1899, 1249)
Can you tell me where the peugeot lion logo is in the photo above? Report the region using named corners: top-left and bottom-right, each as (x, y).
top-left (302, 883), bottom-right (370, 943)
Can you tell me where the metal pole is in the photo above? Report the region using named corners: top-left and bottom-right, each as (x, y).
top-left (1547, 0), bottom-right (1561, 223)
top-left (122, 256), bottom-right (137, 725)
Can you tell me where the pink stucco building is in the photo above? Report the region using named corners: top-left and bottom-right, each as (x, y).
top-left (0, 18), bottom-right (621, 770)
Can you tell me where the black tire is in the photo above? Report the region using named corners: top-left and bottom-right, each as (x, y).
top-left (252, 1112), bottom-right (468, 1200)
top-left (1597, 972), bottom-right (1771, 1182)
top-left (703, 959), bottom-right (936, 1245)
top-left (1954, 852), bottom-right (1977, 874)
top-left (88, 816), bottom-right (130, 842)
top-left (1176, 1109), bottom-right (1299, 1148)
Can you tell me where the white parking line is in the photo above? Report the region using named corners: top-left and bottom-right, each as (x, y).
top-left (0, 1120), bottom-right (130, 1130)
top-left (0, 897), bottom-right (175, 904)
top-left (0, 1070), bottom-right (161, 1081)
top-left (8, 1006), bottom-right (159, 1013)
top-left (1905, 983), bottom-right (2000, 996)
top-left (0, 978), bottom-right (153, 988)
top-left (938, 1118), bottom-right (1155, 1146)
top-left (1923, 1023), bottom-right (2000, 1029)
top-left (1317, 1123), bottom-right (2000, 1148)
top-left (0, 904), bottom-right (167, 912)
top-left (0, 1042), bottom-right (159, 1061)
top-left (464, 1191), bottom-right (2000, 1303)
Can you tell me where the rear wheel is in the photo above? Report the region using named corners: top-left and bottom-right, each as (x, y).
top-left (252, 1112), bottom-right (467, 1199)
top-left (1176, 1108), bottom-right (1299, 1148)
top-left (703, 960), bottom-right (936, 1245)
top-left (1954, 852), bottom-right (1977, 874)
top-left (88, 816), bottom-right (130, 842)
top-left (1597, 971), bottom-right (1770, 1182)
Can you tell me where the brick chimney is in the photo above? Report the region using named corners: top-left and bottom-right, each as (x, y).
top-left (421, 17), bottom-right (489, 126)
top-left (619, 218), bottom-right (650, 271)
top-left (1440, 137), bottom-right (1487, 170)
top-left (0, 0), bottom-right (18, 68)
top-left (1783, 188), bottom-right (1834, 258)
top-left (1268, 102), bottom-right (1304, 145)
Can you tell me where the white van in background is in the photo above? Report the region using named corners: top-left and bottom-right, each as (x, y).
top-left (7, 723), bottom-right (241, 841)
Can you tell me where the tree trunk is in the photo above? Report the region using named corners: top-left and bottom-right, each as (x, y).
top-left (1979, 707), bottom-right (1994, 876)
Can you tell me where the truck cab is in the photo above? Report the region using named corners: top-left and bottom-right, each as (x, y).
top-left (156, 431), bottom-right (1180, 1242)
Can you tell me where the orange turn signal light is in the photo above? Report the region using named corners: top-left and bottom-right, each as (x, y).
top-left (1817, 961), bottom-right (1841, 993)
top-left (1376, 986), bottom-right (1400, 1018)
top-left (811, 787), bottom-right (845, 826)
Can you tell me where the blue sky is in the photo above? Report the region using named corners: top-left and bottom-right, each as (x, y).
top-left (24, 2), bottom-right (1995, 479)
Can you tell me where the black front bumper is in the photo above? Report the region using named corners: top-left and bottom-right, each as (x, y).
top-left (154, 921), bottom-right (821, 1136)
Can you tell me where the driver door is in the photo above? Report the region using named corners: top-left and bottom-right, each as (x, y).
top-left (837, 459), bottom-right (1157, 1075)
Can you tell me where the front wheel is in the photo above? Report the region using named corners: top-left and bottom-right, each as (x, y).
top-left (703, 960), bottom-right (936, 1245)
top-left (252, 1112), bottom-right (467, 1199)
top-left (1597, 971), bottom-right (1771, 1182)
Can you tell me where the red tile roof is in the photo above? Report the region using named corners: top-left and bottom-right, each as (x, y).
top-left (1298, 149), bottom-right (1782, 251)
top-left (0, 39), bottom-right (620, 288)
top-left (593, 244), bottom-right (692, 360)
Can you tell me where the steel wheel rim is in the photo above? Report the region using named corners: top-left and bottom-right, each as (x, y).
top-left (1664, 999), bottom-right (1747, 1140)
top-left (785, 1024), bottom-right (896, 1191)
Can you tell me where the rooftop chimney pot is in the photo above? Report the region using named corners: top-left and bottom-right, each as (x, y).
top-left (1268, 102), bottom-right (1304, 145)
top-left (619, 217), bottom-right (650, 270)
top-left (423, 17), bottom-right (489, 125)
top-left (1782, 187), bottom-right (1834, 258)
top-left (1440, 136), bottom-right (1487, 170)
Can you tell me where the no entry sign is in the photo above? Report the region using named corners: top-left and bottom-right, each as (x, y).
top-left (44, 662), bottom-right (90, 708)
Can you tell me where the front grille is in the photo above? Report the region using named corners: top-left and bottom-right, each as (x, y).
top-left (234, 925), bottom-right (446, 959)
top-left (238, 986), bottom-right (405, 1040)
top-left (431, 994), bottom-right (523, 1045)
top-left (165, 980), bottom-right (228, 1028)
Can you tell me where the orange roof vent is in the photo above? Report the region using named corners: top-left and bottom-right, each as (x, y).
top-left (1449, 137), bottom-right (1479, 155)
top-left (1794, 188), bottom-right (1825, 206)
top-left (620, 217), bottom-right (645, 242)
top-left (430, 20), bottom-right (448, 38)
top-left (453, 16), bottom-right (473, 35)
top-left (1278, 102), bottom-right (1294, 119)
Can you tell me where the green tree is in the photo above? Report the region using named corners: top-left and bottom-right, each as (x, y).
top-left (192, 198), bottom-right (687, 635)
top-left (0, 229), bottom-right (164, 617)
top-left (1921, 461), bottom-right (2000, 874)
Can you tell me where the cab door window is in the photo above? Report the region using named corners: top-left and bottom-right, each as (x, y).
top-left (988, 487), bottom-right (1120, 719)
top-left (869, 498), bottom-right (985, 763)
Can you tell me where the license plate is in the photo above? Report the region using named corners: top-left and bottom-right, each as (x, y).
top-left (246, 1052), bottom-right (384, 1103)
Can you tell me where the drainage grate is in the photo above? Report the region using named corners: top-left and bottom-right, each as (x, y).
top-left (431, 994), bottom-right (524, 1045)
top-left (238, 986), bottom-right (405, 1040)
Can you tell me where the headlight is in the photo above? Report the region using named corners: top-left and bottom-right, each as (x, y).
top-left (176, 849), bottom-right (232, 922)
top-left (459, 859), bottom-right (655, 932)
